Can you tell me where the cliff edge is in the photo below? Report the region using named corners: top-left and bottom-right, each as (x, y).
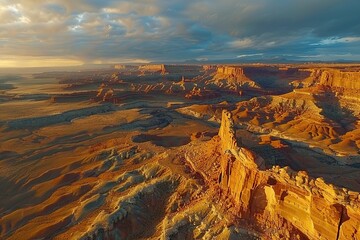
top-left (186, 110), bottom-right (360, 239)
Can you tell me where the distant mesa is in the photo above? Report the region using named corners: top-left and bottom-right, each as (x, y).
top-left (216, 66), bottom-right (245, 76)
top-left (113, 64), bottom-right (126, 70)
top-left (138, 64), bottom-right (167, 75)
top-left (211, 66), bottom-right (261, 89)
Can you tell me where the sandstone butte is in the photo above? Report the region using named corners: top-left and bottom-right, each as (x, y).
top-left (138, 64), bottom-right (167, 74)
top-left (186, 110), bottom-right (360, 239)
top-left (113, 64), bottom-right (126, 70)
top-left (212, 66), bottom-right (260, 88)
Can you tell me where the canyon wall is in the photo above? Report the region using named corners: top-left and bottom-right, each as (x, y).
top-left (217, 110), bottom-right (360, 239)
top-left (319, 70), bottom-right (360, 90)
top-left (293, 68), bottom-right (360, 91)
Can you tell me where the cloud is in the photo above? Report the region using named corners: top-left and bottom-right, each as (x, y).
top-left (0, 0), bottom-right (359, 67)
top-left (311, 37), bottom-right (360, 46)
top-left (229, 38), bottom-right (253, 48)
top-left (237, 53), bottom-right (263, 58)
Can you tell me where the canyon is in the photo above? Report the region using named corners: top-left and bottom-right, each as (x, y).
top-left (0, 64), bottom-right (360, 239)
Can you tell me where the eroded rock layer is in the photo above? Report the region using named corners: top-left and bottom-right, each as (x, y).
top-left (319, 70), bottom-right (360, 90)
top-left (292, 68), bottom-right (360, 95)
top-left (211, 66), bottom-right (260, 89)
top-left (186, 110), bottom-right (360, 239)
top-left (138, 64), bottom-right (166, 73)
top-left (1, 64), bottom-right (360, 240)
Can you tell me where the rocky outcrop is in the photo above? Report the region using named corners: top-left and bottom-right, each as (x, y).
top-left (138, 64), bottom-right (167, 74)
top-left (217, 66), bottom-right (245, 76)
top-left (203, 65), bottom-right (216, 71)
top-left (113, 64), bottom-right (126, 70)
top-left (292, 68), bottom-right (360, 91)
top-left (291, 69), bottom-right (322, 88)
top-left (184, 87), bottom-right (219, 100)
top-left (211, 66), bottom-right (260, 89)
top-left (95, 84), bottom-right (117, 102)
top-left (216, 110), bottom-right (360, 239)
top-left (319, 70), bottom-right (360, 90)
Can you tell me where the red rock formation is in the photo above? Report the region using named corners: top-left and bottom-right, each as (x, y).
top-left (203, 65), bottom-right (216, 71)
top-left (319, 70), bottom-right (360, 90)
top-left (293, 68), bottom-right (360, 91)
top-left (113, 64), bottom-right (126, 70)
top-left (185, 87), bottom-right (202, 99)
top-left (95, 84), bottom-right (116, 102)
top-left (216, 66), bottom-right (244, 76)
top-left (211, 66), bottom-right (260, 89)
top-left (211, 110), bottom-right (360, 239)
top-left (138, 64), bottom-right (167, 74)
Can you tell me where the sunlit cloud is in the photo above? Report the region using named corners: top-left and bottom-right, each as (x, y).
top-left (236, 53), bottom-right (263, 58)
top-left (229, 38), bottom-right (253, 48)
top-left (0, 0), bottom-right (359, 67)
top-left (311, 37), bottom-right (360, 46)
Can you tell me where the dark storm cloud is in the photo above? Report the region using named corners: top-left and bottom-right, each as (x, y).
top-left (0, 0), bottom-right (359, 65)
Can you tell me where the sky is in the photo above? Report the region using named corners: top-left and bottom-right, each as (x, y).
top-left (0, 0), bottom-right (360, 67)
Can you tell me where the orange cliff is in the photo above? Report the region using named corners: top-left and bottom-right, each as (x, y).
top-left (187, 110), bottom-right (360, 239)
top-left (217, 66), bottom-right (245, 76)
top-left (293, 68), bottom-right (360, 91)
top-left (113, 64), bottom-right (126, 70)
top-left (211, 66), bottom-right (260, 89)
top-left (219, 110), bottom-right (360, 239)
top-left (319, 70), bottom-right (360, 90)
top-left (138, 64), bottom-right (167, 74)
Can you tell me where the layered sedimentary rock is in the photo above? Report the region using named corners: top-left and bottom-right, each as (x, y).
top-left (95, 84), bottom-right (116, 102)
top-left (195, 110), bottom-right (360, 239)
top-left (229, 92), bottom-right (360, 157)
top-left (211, 66), bottom-right (260, 89)
top-left (202, 65), bottom-right (216, 71)
top-left (113, 64), bottom-right (126, 70)
top-left (217, 66), bottom-right (244, 76)
top-left (319, 70), bottom-right (360, 90)
top-left (138, 64), bottom-right (167, 74)
top-left (292, 68), bottom-right (360, 91)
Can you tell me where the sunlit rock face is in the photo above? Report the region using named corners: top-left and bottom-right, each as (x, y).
top-left (113, 65), bottom-right (126, 70)
top-left (293, 68), bottom-right (360, 92)
top-left (138, 64), bottom-right (166, 72)
top-left (211, 66), bottom-right (260, 89)
top-left (1, 64), bottom-right (360, 240)
top-left (96, 83), bottom-right (114, 102)
top-left (217, 66), bottom-right (245, 76)
top-left (319, 70), bottom-right (360, 90)
top-left (216, 110), bottom-right (360, 239)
